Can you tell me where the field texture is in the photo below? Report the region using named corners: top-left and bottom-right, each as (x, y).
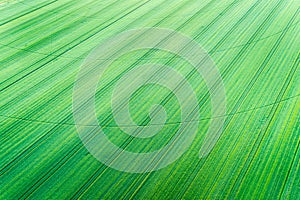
top-left (0, 0), bottom-right (299, 199)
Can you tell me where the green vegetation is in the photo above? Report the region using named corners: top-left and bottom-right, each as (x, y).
top-left (0, 0), bottom-right (299, 199)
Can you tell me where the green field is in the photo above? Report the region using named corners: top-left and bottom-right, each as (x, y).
top-left (0, 0), bottom-right (299, 199)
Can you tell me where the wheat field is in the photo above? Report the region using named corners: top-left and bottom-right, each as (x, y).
top-left (0, 0), bottom-right (299, 199)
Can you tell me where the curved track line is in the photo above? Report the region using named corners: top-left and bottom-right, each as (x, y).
top-left (0, 19), bottom-right (299, 61)
top-left (0, 93), bottom-right (299, 127)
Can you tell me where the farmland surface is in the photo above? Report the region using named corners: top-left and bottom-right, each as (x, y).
top-left (0, 0), bottom-right (299, 199)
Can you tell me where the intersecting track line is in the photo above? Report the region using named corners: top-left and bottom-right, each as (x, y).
top-left (0, 0), bottom-right (296, 198)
